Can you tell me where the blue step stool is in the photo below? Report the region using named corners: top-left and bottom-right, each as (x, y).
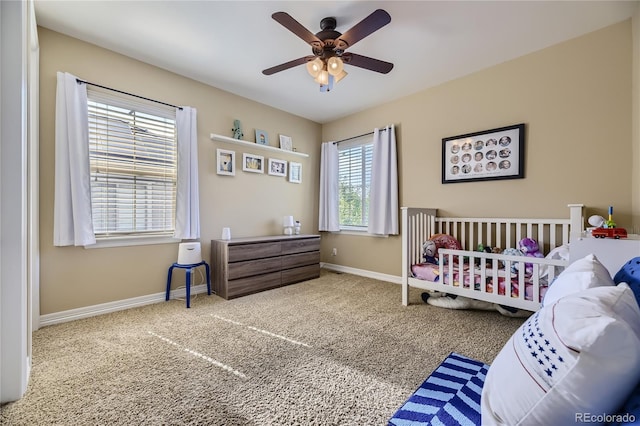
top-left (165, 261), bottom-right (211, 308)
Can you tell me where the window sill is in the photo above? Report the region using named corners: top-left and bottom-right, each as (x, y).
top-left (85, 235), bottom-right (180, 249)
top-left (334, 228), bottom-right (389, 238)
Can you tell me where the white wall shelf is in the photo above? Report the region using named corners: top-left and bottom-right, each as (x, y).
top-left (210, 133), bottom-right (309, 158)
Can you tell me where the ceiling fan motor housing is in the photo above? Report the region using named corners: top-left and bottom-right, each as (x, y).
top-left (314, 17), bottom-right (342, 56)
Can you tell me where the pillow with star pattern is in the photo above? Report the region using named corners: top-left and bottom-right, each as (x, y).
top-left (481, 283), bottom-right (640, 425)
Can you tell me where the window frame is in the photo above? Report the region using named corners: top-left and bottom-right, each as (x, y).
top-left (337, 136), bottom-right (374, 232)
top-left (86, 87), bottom-right (180, 248)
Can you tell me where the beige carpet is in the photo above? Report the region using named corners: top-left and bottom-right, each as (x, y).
top-left (0, 270), bottom-right (525, 425)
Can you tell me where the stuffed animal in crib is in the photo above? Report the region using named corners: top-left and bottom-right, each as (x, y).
top-left (476, 244), bottom-right (503, 267)
top-left (519, 237), bottom-right (543, 273)
top-left (501, 247), bottom-right (526, 273)
top-left (422, 234), bottom-right (462, 264)
top-left (519, 238), bottom-right (542, 258)
top-left (422, 240), bottom-right (438, 264)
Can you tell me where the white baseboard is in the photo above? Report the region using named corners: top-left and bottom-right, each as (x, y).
top-left (321, 263), bottom-right (401, 284)
top-left (40, 266), bottom-right (400, 327)
top-left (39, 284), bottom-right (210, 327)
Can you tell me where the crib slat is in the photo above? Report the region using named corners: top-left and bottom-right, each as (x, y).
top-left (537, 226), bottom-right (544, 250)
top-left (532, 264), bottom-right (540, 303)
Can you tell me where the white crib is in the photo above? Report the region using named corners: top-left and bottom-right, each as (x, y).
top-left (401, 204), bottom-right (585, 312)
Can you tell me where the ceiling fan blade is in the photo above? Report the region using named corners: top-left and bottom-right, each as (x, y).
top-left (272, 12), bottom-right (324, 49)
top-left (335, 9), bottom-right (391, 50)
top-left (262, 56), bottom-right (315, 75)
top-left (341, 52), bottom-right (394, 74)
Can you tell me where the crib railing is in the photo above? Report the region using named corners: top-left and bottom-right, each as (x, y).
top-left (435, 217), bottom-right (571, 254)
top-left (438, 249), bottom-right (568, 310)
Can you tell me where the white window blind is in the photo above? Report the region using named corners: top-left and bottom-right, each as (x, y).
top-left (338, 137), bottom-right (373, 229)
top-left (87, 87), bottom-right (177, 238)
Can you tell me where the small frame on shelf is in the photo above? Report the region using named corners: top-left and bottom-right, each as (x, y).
top-left (268, 158), bottom-right (287, 177)
top-left (255, 129), bottom-right (268, 146)
top-left (442, 123), bottom-right (525, 184)
top-left (243, 153), bottom-right (264, 173)
top-left (289, 162), bottom-right (302, 183)
top-left (279, 134), bottom-right (293, 151)
top-left (216, 149), bottom-right (235, 176)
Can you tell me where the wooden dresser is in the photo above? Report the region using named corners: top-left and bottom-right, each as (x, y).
top-left (211, 234), bottom-right (321, 299)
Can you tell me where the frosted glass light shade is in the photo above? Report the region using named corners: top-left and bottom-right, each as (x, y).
top-left (327, 57), bottom-right (344, 76)
top-left (306, 58), bottom-right (323, 78)
top-left (314, 70), bottom-right (329, 85)
top-left (334, 70), bottom-right (348, 82)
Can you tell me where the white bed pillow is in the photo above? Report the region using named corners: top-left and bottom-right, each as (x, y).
top-left (481, 283), bottom-right (640, 426)
top-left (542, 253), bottom-right (614, 307)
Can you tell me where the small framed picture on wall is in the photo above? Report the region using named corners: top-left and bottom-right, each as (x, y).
top-left (268, 158), bottom-right (287, 177)
top-left (289, 162), bottom-right (302, 183)
top-left (216, 149), bottom-right (235, 176)
top-left (243, 153), bottom-right (264, 173)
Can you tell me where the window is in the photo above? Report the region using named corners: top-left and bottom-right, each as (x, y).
top-left (338, 137), bottom-right (373, 229)
top-left (87, 88), bottom-right (177, 239)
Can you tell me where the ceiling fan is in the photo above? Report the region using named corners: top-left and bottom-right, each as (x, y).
top-left (262, 9), bottom-right (393, 91)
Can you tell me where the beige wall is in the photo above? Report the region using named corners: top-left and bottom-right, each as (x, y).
top-left (322, 20), bottom-right (634, 276)
top-left (39, 28), bottom-right (321, 314)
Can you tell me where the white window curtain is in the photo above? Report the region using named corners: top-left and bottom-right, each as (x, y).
top-left (174, 106), bottom-right (200, 239)
top-left (368, 125), bottom-right (398, 236)
top-left (53, 72), bottom-right (96, 246)
top-left (318, 141), bottom-right (339, 232)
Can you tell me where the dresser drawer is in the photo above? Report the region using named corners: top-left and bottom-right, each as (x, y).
top-left (228, 257), bottom-right (282, 280)
top-left (282, 264), bottom-right (320, 285)
top-left (228, 242), bottom-right (281, 262)
top-left (282, 238), bottom-right (320, 255)
top-left (282, 251), bottom-right (320, 270)
top-left (227, 271), bottom-right (282, 299)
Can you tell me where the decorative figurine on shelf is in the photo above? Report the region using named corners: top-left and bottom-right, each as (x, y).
top-left (232, 119), bottom-right (243, 140)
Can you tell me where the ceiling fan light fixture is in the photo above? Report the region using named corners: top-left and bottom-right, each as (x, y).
top-left (334, 70), bottom-right (348, 83)
top-left (327, 57), bottom-right (344, 76)
top-left (315, 69), bottom-right (330, 85)
top-left (306, 58), bottom-right (323, 78)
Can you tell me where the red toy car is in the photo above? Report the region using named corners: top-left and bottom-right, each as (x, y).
top-left (591, 227), bottom-right (628, 239)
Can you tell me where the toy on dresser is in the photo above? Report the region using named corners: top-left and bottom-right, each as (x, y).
top-left (590, 206), bottom-right (628, 239)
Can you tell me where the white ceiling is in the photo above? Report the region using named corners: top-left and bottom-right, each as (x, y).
top-left (34, 1), bottom-right (638, 124)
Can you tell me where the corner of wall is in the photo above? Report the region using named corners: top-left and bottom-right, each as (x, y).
top-left (632, 5), bottom-right (640, 231)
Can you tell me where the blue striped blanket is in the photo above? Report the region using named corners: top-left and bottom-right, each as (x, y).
top-left (389, 352), bottom-right (488, 426)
